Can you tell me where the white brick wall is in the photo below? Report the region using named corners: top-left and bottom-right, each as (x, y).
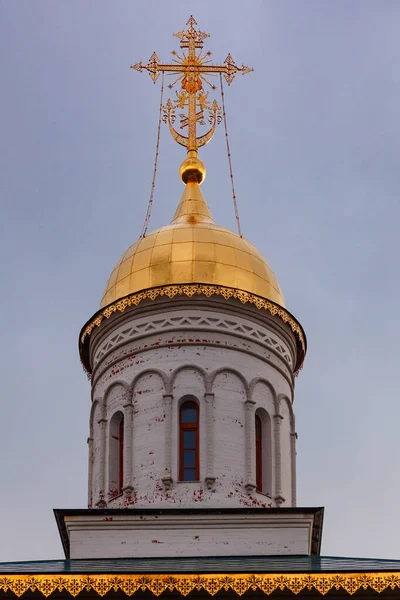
top-left (87, 299), bottom-right (298, 510)
top-left (66, 512), bottom-right (316, 559)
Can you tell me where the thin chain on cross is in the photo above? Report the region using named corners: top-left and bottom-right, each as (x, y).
top-left (131, 16), bottom-right (253, 154)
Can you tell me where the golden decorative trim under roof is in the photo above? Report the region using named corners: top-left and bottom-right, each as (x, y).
top-left (79, 283), bottom-right (305, 376)
top-left (1, 572), bottom-right (400, 596)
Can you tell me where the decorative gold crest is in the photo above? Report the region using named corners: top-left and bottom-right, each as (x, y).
top-left (131, 16), bottom-right (252, 152)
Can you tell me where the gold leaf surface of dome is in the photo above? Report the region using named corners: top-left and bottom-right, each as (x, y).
top-left (100, 182), bottom-right (285, 309)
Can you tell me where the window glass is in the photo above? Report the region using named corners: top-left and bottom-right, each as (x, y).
top-left (179, 399), bottom-right (199, 481)
top-left (183, 449), bottom-right (196, 467)
top-left (183, 469), bottom-right (196, 481)
top-left (183, 430), bottom-right (195, 447)
top-left (181, 403), bottom-right (198, 423)
top-left (256, 414), bottom-right (262, 492)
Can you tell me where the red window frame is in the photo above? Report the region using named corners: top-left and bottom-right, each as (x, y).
top-left (118, 417), bottom-right (124, 493)
top-left (179, 401), bottom-right (199, 481)
top-left (255, 414), bottom-right (262, 492)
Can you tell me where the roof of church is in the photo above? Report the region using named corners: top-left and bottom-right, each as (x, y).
top-left (1, 555), bottom-right (400, 574)
top-left (3, 556), bottom-right (400, 598)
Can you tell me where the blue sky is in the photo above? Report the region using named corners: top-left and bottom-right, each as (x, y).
top-left (1, 0), bottom-right (399, 561)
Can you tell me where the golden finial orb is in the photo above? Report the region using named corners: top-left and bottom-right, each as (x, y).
top-left (180, 152), bottom-right (206, 185)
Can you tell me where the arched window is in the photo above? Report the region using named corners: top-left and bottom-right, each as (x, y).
top-left (118, 417), bottom-right (124, 492)
top-left (179, 400), bottom-right (199, 481)
top-left (255, 414), bottom-right (263, 492)
top-left (109, 411), bottom-right (124, 496)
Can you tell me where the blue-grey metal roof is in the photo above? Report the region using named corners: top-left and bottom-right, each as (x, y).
top-left (1, 555), bottom-right (400, 574)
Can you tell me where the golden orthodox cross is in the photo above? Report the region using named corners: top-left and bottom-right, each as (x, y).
top-left (131, 16), bottom-right (253, 154)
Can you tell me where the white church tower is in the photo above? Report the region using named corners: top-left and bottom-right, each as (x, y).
top-left (56, 17), bottom-right (323, 560)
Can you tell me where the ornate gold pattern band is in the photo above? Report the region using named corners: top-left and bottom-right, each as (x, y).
top-left (80, 284), bottom-right (305, 372)
top-left (1, 572), bottom-right (400, 597)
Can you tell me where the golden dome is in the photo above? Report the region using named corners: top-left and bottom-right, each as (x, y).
top-left (100, 171), bottom-right (285, 309)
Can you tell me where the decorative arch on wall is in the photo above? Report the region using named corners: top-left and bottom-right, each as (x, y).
top-left (171, 364), bottom-right (210, 393)
top-left (103, 380), bottom-right (130, 400)
top-left (108, 410), bottom-right (124, 496)
top-left (131, 368), bottom-right (170, 396)
top-left (249, 377), bottom-right (278, 412)
top-left (210, 367), bottom-right (249, 400)
top-left (279, 394), bottom-right (294, 420)
top-left (179, 396), bottom-right (200, 482)
top-left (101, 380), bottom-right (130, 415)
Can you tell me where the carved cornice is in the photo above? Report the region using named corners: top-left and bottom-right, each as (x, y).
top-left (79, 284), bottom-right (306, 376)
top-left (1, 572), bottom-right (400, 596)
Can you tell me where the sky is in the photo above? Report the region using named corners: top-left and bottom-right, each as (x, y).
top-left (0, 0), bottom-right (399, 562)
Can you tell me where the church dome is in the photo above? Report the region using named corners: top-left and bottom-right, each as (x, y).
top-left (80, 159), bottom-right (305, 377)
top-left (100, 178), bottom-right (285, 309)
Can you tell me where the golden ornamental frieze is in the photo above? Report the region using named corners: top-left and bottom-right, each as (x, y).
top-left (80, 284), bottom-right (305, 371)
top-left (1, 572), bottom-right (400, 597)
